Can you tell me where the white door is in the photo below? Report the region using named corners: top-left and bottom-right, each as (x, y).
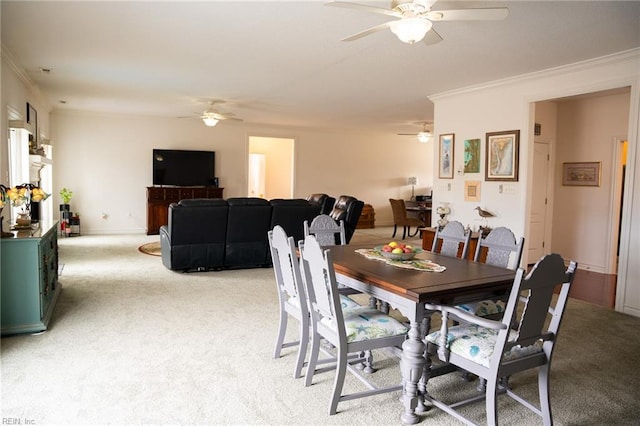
top-left (248, 153), bottom-right (266, 198)
top-left (528, 142), bottom-right (550, 264)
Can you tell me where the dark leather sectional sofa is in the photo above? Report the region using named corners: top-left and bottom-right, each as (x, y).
top-left (160, 195), bottom-right (364, 272)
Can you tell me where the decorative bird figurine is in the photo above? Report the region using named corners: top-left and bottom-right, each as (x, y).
top-left (475, 207), bottom-right (494, 236)
top-left (475, 206), bottom-right (495, 218)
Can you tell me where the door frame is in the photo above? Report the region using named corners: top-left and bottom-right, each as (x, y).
top-left (606, 137), bottom-right (628, 274)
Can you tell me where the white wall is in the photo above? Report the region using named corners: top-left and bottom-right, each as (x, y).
top-left (48, 110), bottom-right (433, 234)
top-left (430, 49), bottom-right (640, 317)
top-left (1, 56), bottom-right (53, 231)
top-left (552, 92), bottom-right (630, 273)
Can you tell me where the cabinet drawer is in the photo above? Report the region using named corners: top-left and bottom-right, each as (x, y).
top-left (179, 188), bottom-right (194, 199)
top-left (165, 188), bottom-right (180, 202)
top-left (193, 188), bottom-right (208, 198)
top-left (147, 187), bottom-right (165, 201)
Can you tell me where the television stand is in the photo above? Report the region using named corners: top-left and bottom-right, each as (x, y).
top-left (146, 186), bottom-right (224, 235)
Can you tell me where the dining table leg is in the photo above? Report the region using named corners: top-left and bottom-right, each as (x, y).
top-left (400, 320), bottom-right (426, 424)
top-left (415, 316), bottom-right (432, 414)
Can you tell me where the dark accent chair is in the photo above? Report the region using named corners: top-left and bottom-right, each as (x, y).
top-left (270, 199), bottom-right (321, 246)
top-left (160, 199), bottom-right (228, 272)
top-left (389, 198), bottom-right (423, 239)
top-left (306, 193), bottom-right (336, 215)
top-left (224, 197), bottom-right (273, 269)
top-left (329, 195), bottom-right (364, 244)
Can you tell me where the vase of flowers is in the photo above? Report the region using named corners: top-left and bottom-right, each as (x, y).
top-left (6, 184), bottom-right (50, 227)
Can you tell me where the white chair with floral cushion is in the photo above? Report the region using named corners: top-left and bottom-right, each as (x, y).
top-left (424, 253), bottom-right (577, 426)
top-left (269, 226), bottom-right (361, 379)
top-left (457, 226), bottom-right (525, 318)
top-left (299, 234), bottom-right (408, 415)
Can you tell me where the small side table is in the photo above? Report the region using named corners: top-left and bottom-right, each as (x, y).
top-left (69, 214), bottom-right (81, 237)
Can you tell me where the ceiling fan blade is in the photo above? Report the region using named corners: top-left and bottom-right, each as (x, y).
top-left (398, 133), bottom-right (419, 136)
top-left (326, 1), bottom-right (402, 18)
top-left (213, 113), bottom-right (243, 122)
top-left (423, 28), bottom-right (443, 46)
top-left (427, 7), bottom-right (509, 21)
top-left (342, 21), bottom-right (393, 42)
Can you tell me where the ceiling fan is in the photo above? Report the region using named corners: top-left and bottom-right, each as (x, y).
top-left (398, 122), bottom-right (433, 143)
top-left (327, 0), bottom-right (509, 45)
top-left (179, 100), bottom-right (243, 127)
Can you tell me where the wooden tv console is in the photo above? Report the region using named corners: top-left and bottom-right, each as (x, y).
top-left (146, 186), bottom-right (224, 235)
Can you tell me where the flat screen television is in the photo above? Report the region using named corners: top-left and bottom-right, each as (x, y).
top-left (153, 149), bottom-right (216, 187)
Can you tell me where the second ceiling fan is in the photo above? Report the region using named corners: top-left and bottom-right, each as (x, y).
top-left (327, 0), bottom-right (509, 45)
top-left (180, 100), bottom-right (243, 127)
top-left (398, 122), bottom-right (433, 143)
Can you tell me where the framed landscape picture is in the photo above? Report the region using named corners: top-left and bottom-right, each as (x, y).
top-left (562, 162), bottom-right (601, 186)
top-left (439, 133), bottom-right (454, 179)
top-left (485, 130), bottom-right (520, 181)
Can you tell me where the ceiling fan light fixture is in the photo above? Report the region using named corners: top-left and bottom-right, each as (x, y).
top-left (417, 131), bottom-right (432, 143)
top-left (202, 113), bottom-right (219, 127)
top-left (389, 17), bottom-right (432, 44)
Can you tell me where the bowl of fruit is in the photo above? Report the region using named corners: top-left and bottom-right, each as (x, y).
top-left (375, 242), bottom-right (422, 261)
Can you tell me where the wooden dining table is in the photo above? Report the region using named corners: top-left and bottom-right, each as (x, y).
top-left (329, 242), bottom-right (516, 425)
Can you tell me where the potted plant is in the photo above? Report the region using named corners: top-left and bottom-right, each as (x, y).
top-left (59, 188), bottom-right (73, 234)
top-left (60, 187), bottom-right (73, 205)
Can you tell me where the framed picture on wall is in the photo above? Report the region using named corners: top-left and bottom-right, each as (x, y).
top-left (439, 133), bottom-right (454, 179)
top-left (464, 180), bottom-right (481, 202)
top-left (464, 138), bottom-right (481, 173)
top-left (485, 130), bottom-right (520, 181)
top-left (26, 102), bottom-right (38, 146)
top-left (562, 162), bottom-right (601, 186)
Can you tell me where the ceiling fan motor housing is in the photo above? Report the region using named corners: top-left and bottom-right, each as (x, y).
top-left (392, 0), bottom-right (433, 15)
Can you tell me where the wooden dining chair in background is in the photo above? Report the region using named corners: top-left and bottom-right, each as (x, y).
top-left (389, 198), bottom-right (423, 239)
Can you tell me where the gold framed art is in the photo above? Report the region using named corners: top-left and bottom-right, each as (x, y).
top-left (562, 162), bottom-right (601, 186)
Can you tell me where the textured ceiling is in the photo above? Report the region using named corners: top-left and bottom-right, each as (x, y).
top-left (2, 1), bottom-right (639, 134)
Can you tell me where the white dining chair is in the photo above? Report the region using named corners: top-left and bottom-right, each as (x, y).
top-left (269, 225), bottom-right (362, 379)
top-left (299, 234), bottom-right (408, 415)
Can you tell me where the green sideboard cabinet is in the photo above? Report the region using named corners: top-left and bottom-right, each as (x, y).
top-left (1, 222), bottom-right (61, 336)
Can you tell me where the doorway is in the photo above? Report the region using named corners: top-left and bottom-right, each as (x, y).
top-left (530, 88), bottom-right (631, 309)
top-left (247, 136), bottom-right (294, 199)
top-left (610, 139), bottom-right (628, 267)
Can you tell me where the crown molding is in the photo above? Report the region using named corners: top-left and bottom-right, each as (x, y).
top-left (429, 48), bottom-right (640, 101)
top-left (1, 43), bottom-right (50, 109)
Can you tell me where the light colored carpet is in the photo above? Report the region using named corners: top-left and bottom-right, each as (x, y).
top-left (1, 227), bottom-right (639, 425)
